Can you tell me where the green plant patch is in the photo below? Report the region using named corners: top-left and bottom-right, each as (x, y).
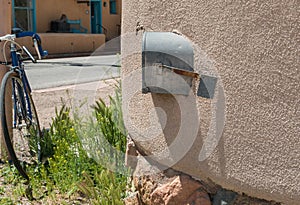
top-left (0, 82), bottom-right (129, 204)
top-left (0, 197), bottom-right (14, 205)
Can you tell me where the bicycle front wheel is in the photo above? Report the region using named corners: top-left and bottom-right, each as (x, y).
top-left (0, 71), bottom-right (41, 180)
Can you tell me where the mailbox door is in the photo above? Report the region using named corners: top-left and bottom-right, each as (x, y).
top-left (142, 32), bottom-right (195, 95)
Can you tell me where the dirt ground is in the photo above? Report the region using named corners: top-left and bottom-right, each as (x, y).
top-left (32, 79), bottom-right (118, 129)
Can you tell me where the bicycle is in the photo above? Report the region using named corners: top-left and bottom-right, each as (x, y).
top-left (0, 28), bottom-right (47, 180)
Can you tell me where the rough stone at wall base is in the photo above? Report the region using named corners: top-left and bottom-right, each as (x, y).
top-left (124, 147), bottom-right (283, 205)
top-left (150, 175), bottom-right (211, 205)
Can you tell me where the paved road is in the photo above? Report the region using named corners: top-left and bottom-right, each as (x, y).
top-left (25, 55), bottom-right (121, 90)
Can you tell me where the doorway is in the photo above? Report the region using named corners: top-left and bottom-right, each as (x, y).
top-left (91, 0), bottom-right (102, 34)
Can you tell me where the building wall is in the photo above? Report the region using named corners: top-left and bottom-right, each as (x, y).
top-left (16, 33), bottom-right (105, 56)
top-left (36, 0), bottom-right (90, 33)
top-left (121, 0), bottom-right (299, 204)
top-left (35, 0), bottom-right (121, 39)
top-left (29, 0), bottom-right (122, 55)
top-left (102, 0), bottom-right (122, 40)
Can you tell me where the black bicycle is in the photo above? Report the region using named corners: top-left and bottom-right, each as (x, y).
top-left (0, 28), bottom-right (47, 180)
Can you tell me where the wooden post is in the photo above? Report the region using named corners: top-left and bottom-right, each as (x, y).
top-left (0, 0), bottom-right (12, 160)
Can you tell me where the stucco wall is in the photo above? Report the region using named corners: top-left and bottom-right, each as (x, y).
top-left (102, 0), bottom-right (122, 40)
top-left (121, 0), bottom-right (299, 204)
top-left (36, 0), bottom-right (121, 39)
top-left (16, 33), bottom-right (105, 56)
top-left (36, 0), bottom-right (90, 33)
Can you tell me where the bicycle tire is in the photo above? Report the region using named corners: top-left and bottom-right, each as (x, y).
top-left (0, 71), bottom-right (41, 180)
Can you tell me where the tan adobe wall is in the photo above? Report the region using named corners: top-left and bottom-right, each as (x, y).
top-left (35, 0), bottom-right (121, 39)
top-left (36, 0), bottom-right (90, 33)
top-left (121, 0), bottom-right (299, 204)
top-left (102, 0), bottom-right (122, 40)
top-left (16, 33), bottom-right (105, 56)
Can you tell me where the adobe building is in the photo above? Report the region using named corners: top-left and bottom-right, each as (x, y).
top-left (11, 0), bottom-right (121, 55)
top-left (121, 0), bottom-right (299, 204)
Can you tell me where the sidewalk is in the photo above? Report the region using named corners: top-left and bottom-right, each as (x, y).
top-left (33, 78), bottom-right (118, 128)
top-left (27, 54), bottom-right (121, 128)
top-left (26, 55), bottom-right (120, 90)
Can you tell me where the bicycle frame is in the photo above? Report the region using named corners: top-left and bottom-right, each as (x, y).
top-left (1, 31), bottom-right (46, 128)
top-left (0, 30), bottom-right (46, 179)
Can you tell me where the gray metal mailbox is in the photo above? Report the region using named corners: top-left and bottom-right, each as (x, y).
top-left (142, 31), bottom-right (217, 99)
top-left (142, 32), bottom-right (196, 95)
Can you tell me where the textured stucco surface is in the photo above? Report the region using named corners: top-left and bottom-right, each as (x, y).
top-left (121, 0), bottom-right (300, 204)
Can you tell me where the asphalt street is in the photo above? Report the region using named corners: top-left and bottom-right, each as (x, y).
top-left (25, 55), bottom-right (121, 90)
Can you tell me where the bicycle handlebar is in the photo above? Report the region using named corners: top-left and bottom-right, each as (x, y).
top-left (0, 31), bottom-right (48, 64)
top-left (15, 32), bottom-right (47, 59)
top-left (0, 34), bottom-right (15, 42)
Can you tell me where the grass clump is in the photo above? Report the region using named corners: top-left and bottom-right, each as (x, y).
top-left (0, 84), bottom-right (129, 204)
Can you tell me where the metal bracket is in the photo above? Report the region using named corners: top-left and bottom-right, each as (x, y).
top-left (197, 75), bottom-right (218, 99)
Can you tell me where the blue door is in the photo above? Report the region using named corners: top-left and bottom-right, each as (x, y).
top-left (91, 1), bottom-right (102, 34)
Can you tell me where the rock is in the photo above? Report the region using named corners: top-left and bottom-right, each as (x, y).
top-left (128, 154), bottom-right (212, 205)
top-left (212, 189), bottom-right (236, 205)
top-left (126, 153), bottom-right (280, 205)
top-left (150, 175), bottom-right (211, 205)
top-left (187, 190), bottom-right (211, 205)
top-left (124, 192), bottom-right (140, 205)
top-left (125, 136), bottom-right (138, 169)
top-left (134, 175), bottom-right (158, 204)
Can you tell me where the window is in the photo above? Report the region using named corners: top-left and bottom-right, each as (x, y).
top-left (109, 0), bottom-right (117, 14)
top-left (12, 0), bottom-right (36, 31)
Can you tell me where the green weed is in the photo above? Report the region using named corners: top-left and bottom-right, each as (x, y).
top-left (0, 84), bottom-right (129, 204)
top-left (0, 197), bottom-right (13, 205)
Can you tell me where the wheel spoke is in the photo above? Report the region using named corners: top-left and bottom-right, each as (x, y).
top-left (0, 71), bottom-right (41, 180)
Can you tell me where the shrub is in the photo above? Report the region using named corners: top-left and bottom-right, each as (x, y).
top-left (1, 83), bottom-right (129, 204)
